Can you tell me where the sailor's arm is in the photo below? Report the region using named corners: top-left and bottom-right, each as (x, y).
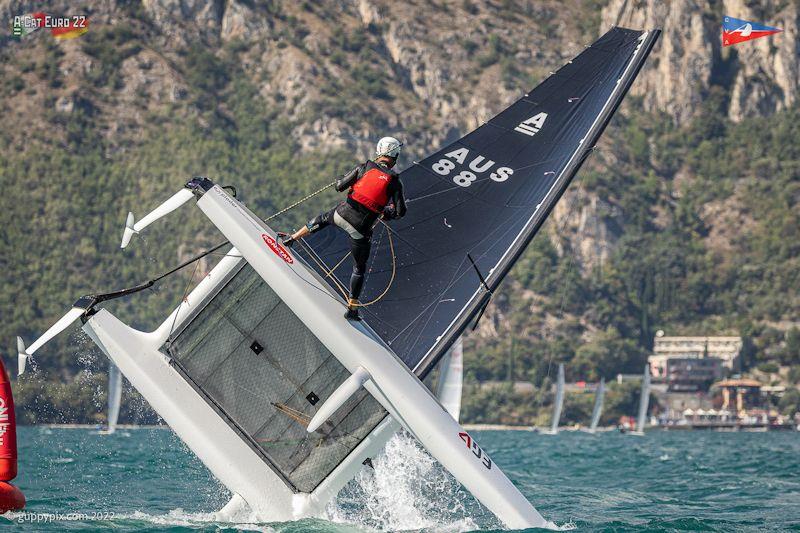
top-left (383, 179), bottom-right (407, 219)
top-left (335, 164), bottom-right (364, 192)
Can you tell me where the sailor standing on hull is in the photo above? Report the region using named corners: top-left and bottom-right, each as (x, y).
top-left (279, 137), bottom-right (406, 321)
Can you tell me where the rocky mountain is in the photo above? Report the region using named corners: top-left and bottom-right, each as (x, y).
top-left (602, 0), bottom-right (799, 123)
top-left (1, 0), bottom-right (797, 423)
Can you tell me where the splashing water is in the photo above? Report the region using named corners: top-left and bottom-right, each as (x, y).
top-left (12, 427), bottom-right (800, 531)
top-left (327, 432), bottom-right (484, 532)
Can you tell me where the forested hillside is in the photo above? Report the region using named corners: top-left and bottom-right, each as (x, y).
top-left (0, 0), bottom-right (797, 424)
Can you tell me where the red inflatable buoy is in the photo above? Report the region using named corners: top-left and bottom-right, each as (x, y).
top-left (0, 482), bottom-right (24, 511)
top-left (0, 357), bottom-right (18, 481)
top-left (0, 357), bottom-right (24, 511)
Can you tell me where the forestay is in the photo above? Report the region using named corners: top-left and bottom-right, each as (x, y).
top-left (298, 27), bottom-right (659, 378)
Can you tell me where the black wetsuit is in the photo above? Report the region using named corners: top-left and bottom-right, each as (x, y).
top-left (305, 160), bottom-right (406, 301)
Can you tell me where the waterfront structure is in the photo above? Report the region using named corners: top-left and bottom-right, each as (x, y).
top-left (714, 378), bottom-right (763, 414)
top-left (648, 335), bottom-right (742, 390)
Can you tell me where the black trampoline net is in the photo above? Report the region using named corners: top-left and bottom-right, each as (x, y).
top-left (162, 262), bottom-right (387, 493)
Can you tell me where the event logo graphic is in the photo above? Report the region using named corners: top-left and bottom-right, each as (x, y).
top-left (262, 234), bottom-right (294, 264)
top-left (11, 12), bottom-right (89, 39)
top-left (722, 16), bottom-right (782, 47)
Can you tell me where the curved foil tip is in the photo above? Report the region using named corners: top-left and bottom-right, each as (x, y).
top-left (16, 337), bottom-right (28, 376)
top-left (120, 212), bottom-right (137, 249)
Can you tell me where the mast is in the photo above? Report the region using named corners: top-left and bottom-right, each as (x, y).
top-left (589, 378), bottom-right (605, 432)
top-left (635, 364), bottom-right (651, 434)
top-left (550, 363), bottom-right (565, 434)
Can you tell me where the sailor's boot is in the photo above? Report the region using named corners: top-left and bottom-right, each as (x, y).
top-left (344, 299), bottom-right (361, 321)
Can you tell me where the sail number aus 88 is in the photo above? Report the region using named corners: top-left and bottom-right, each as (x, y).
top-left (430, 147), bottom-right (513, 188)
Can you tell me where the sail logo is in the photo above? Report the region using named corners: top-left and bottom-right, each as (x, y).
top-left (262, 234), bottom-right (294, 264)
top-left (458, 431), bottom-right (492, 470)
top-left (722, 16), bottom-right (782, 47)
top-left (0, 398), bottom-right (7, 446)
top-left (11, 12), bottom-right (89, 39)
top-left (514, 112), bottom-right (548, 137)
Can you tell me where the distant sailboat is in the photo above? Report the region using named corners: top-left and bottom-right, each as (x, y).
top-left (542, 363), bottom-right (565, 435)
top-left (101, 361), bottom-right (122, 434)
top-left (629, 365), bottom-right (650, 436)
top-left (588, 378), bottom-right (605, 433)
top-left (436, 337), bottom-right (463, 421)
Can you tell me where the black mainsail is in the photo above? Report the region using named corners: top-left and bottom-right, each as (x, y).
top-left (300, 27), bottom-right (660, 377)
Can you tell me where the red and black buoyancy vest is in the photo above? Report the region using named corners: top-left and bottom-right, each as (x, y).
top-left (348, 161), bottom-right (394, 213)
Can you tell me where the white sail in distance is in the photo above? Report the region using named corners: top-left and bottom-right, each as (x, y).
top-left (107, 361), bottom-right (122, 433)
top-left (589, 378), bottom-right (605, 432)
top-left (436, 338), bottom-right (463, 421)
top-left (635, 364), bottom-right (651, 434)
top-left (546, 363), bottom-right (565, 434)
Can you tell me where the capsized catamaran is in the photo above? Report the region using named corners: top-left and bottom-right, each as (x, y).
top-left (588, 377), bottom-right (605, 433)
top-left (16, 27), bottom-right (659, 528)
top-left (541, 363), bottom-right (565, 435)
top-left (630, 364), bottom-right (651, 436)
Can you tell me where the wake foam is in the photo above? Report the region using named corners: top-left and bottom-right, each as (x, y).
top-left (116, 509), bottom-right (274, 531)
top-left (327, 432), bottom-right (482, 532)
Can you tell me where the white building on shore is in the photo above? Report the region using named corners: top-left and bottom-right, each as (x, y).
top-left (648, 334), bottom-right (743, 391)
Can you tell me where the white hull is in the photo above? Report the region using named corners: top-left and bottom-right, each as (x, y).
top-left (82, 184), bottom-right (549, 529)
top-left (83, 242), bottom-right (401, 521)
top-left (197, 185), bottom-right (548, 529)
top-left (85, 304), bottom-right (401, 521)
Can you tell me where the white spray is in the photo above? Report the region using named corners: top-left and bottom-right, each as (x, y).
top-left (327, 431), bottom-right (483, 531)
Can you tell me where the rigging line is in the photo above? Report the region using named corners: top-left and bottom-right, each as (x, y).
top-left (152, 241), bottom-right (230, 284)
top-left (296, 239), bottom-right (350, 299)
top-left (386, 255), bottom-right (469, 346)
top-left (297, 219), bottom-right (398, 308)
top-left (88, 179), bottom-right (337, 309)
top-left (263, 181), bottom-right (336, 222)
top-left (534, 187), bottom-right (581, 415)
top-left (378, 196), bottom-right (536, 346)
top-left (271, 403), bottom-right (311, 427)
top-left (382, 204), bottom-right (527, 344)
top-left (167, 259), bottom-right (201, 338)
top-left (355, 221), bottom-right (396, 307)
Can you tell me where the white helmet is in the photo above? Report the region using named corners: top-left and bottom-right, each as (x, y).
top-left (375, 136), bottom-right (402, 159)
